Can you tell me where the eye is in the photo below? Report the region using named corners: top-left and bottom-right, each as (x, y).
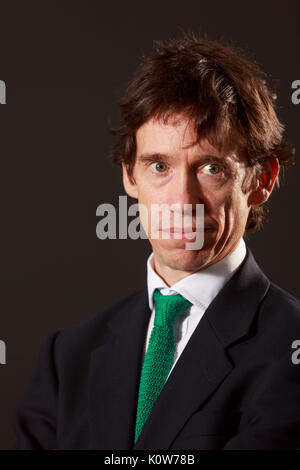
top-left (201, 163), bottom-right (222, 175)
top-left (151, 162), bottom-right (168, 173)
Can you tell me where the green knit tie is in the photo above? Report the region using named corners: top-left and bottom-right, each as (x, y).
top-left (134, 288), bottom-right (192, 444)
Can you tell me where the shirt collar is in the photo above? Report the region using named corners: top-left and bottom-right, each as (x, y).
top-left (147, 237), bottom-right (247, 311)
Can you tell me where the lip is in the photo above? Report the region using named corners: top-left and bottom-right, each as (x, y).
top-left (160, 229), bottom-right (199, 240)
top-left (160, 227), bottom-right (212, 233)
top-left (169, 227), bottom-right (198, 233)
top-left (159, 227), bottom-right (212, 240)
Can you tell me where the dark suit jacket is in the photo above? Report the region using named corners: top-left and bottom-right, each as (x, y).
top-left (14, 247), bottom-right (300, 450)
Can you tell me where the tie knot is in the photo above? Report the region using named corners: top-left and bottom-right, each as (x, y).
top-left (153, 288), bottom-right (192, 327)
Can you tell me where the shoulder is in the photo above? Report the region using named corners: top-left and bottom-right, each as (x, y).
top-left (264, 282), bottom-right (300, 316)
top-left (47, 287), bottom-right (148, 363)
top-left (257, 281), bottom-right (300, 345)
top-left (243, 246), bottom-right (300, 322)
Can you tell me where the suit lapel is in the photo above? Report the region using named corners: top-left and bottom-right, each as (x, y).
top-left (88, 248), bottom-right (270, 450)
top-left (88, 289), bottom-right (151, 449)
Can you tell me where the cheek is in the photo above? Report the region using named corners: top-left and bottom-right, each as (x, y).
top-left (208, 187), bottom-right (247, 223)
top-left (136, 184), bottom-right (174, 220)
top-left (204, 189), bottom-right (228, 218)
top-left (137, 192), bottom-right (167, 238)
top-left (223, 188), bottom-right (250, 224)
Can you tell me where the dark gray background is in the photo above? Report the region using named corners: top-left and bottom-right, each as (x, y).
top-left (1, 0), bottom-right (299, 450)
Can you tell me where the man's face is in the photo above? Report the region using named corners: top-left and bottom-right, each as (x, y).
top-left (122, 112), bottom-right (257, 281)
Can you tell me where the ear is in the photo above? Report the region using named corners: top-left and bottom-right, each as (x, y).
top-left (122, 162), bottom-right (138, 199)
top-left (248, 157), bottom-right (279, 206)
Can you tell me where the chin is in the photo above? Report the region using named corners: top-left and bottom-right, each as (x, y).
top-left (152, 239), bottom-right (214, 272)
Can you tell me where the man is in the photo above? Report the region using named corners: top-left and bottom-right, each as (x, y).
top-left (15, 34), bottom-right (300, 450)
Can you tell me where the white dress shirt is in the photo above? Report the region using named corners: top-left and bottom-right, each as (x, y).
top-left (144, 237), bottom-right (247, 381)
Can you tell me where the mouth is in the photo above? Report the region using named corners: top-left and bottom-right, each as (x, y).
top-left (171, 227), bottom-right (195, 232)
top-left (160, 226), bottom-right (214, 233)
top-left (159, 227), bottom-right (212, 240)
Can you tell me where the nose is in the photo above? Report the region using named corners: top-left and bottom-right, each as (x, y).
top-left (169, 166), bottom-right (203, 214)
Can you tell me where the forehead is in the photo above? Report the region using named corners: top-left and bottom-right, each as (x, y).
top-left (136, 113), bottom-right (222, 158)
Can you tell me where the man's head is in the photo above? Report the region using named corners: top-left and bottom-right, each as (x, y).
top-left (110, 33), bottom-right (294, 283)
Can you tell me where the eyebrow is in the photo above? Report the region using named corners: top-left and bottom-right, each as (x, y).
top-left (137, 152), bottom-right (229, 165)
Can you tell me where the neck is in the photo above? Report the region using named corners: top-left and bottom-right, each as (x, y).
top-left (152, 256), bottom-right (201, 286)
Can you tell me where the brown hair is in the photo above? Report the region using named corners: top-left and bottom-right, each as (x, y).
top-left (109, 32), bottom-right (295, 233)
